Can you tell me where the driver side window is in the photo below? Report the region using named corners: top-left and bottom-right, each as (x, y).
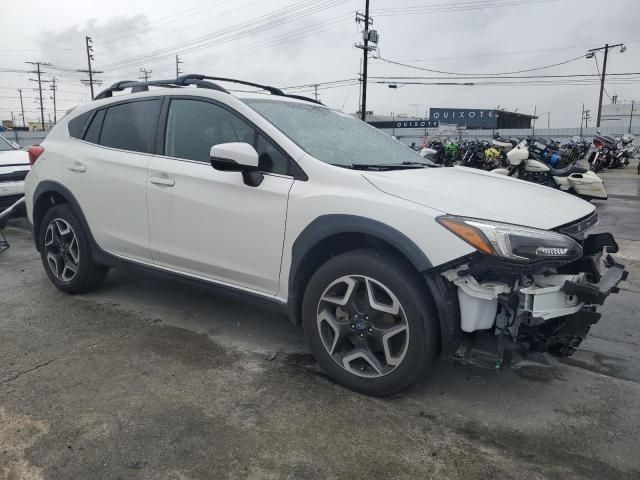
top-left (163, 98), bottom-right (291, 176)
top-left (164, 99), bottom-right (254, 163)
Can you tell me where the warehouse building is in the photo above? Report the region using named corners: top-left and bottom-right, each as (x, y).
top-left (600, 102), bottom-right (638, 130)
top-left (428, 108), bottom-right (536, 129)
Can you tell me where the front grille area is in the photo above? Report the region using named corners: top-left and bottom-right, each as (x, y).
top-left (0, 170), bottom-right (28, 183)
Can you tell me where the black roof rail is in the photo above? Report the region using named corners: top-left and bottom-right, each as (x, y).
top-left (94, 74), bottom-right (324, 105)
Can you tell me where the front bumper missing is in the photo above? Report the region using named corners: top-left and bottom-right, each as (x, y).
top-left (561, 254), bottom-right (628, 305)
top-left (445, 234), bottom-right (628, 363)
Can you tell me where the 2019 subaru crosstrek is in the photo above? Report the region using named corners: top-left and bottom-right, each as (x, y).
top-left (24, 75), bottom-right (627, 396)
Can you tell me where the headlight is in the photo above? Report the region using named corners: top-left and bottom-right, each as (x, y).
top-left (437, 216), bottom-right (583, 262)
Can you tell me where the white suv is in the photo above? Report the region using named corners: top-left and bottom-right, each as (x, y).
top-left (24, 75), bottom-right (626, 396)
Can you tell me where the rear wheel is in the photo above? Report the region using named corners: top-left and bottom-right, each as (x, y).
top-left (39, 204), bottom-right (108, 293)
top-left (302, 249), bottom-right (439, 396)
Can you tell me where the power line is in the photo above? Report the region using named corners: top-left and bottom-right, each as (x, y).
top-left (98, 0), bottom-right (350, 71)
top-left (594, 54), bottom-right (613, 102)
top-left (372, 53), bottom-right (587, 76)
top-left (371, 0), bottom-right (556, 16)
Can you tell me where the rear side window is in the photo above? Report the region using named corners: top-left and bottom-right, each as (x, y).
top-left (83, 109), bottom-right (105, 144)
top-left (99, 100), bottom-right (161, 154)
top-left (68, 111), bottom-right (90, 139)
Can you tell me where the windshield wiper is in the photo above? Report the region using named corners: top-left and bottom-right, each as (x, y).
top-left (401, 161), bottom-right (436, 167)
top-left (338, 163), bottom-right (428, 171)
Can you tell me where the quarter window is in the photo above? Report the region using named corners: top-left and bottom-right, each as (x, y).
top-left (256, 134), bottom-right (289, 175)
top-left (83, 109), bottom-right (105, 144)
top-left (99, 100), bottom-right (161, 154)
top-left (68, 111), bottom-right (91, 139)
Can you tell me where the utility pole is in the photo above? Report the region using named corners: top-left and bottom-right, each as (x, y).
top-left (580, 103), bottom-right (584, 138)
top-left (26, 61), bottom-right (50, 131)
top-left (547, 111), bottom-right (550, 129)
top-left (630, 100), bottom-right (635, 134)
top-left (139, 68), bottom-right (152, 81)
top-left (532, 105), bottom-right (536, 137)
top-left (355, 0), bottom-right (378, 121)
top-left (18, 89), bottom-right (25, 127)
top-left (175, 55), bottom-right (183, 77)
top-left (313, 84), bottom-right (319, 101)
top-left (50, 77), bottom-right (58, 124)
top-left (85, 36), bottom-right (95, 99)
top-left (586, 42), bottom-right (627, 127)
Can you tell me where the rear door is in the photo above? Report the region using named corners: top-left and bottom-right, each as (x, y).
top-left (147, 97), bottom-right (295, 295)
top-left (64, 98), bottom-right (161, 262)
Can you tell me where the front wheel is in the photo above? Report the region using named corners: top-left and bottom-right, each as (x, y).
top-left (302, 249), bottom-right (439, 396)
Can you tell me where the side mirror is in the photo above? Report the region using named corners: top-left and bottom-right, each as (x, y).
top-left (210, 142), bottom-right (263, 187)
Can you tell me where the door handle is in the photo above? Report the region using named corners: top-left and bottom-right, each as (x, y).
top-left (149, 175), bottom-right (175, 187)
top-left (68, 162), bottom-right (86, 173)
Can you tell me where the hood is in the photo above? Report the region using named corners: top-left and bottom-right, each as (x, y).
top-left (0, 150), bottom-right (30, 169)
top-left (364, 166), bottom-right (594, 230)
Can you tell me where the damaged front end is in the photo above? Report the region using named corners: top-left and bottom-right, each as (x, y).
top-left (437, 211), bottom-right (627, 367)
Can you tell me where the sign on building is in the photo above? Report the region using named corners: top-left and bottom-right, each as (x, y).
top-left (368, 119), bottom-right (439, 129)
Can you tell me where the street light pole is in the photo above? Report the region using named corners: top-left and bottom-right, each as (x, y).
top-left (587, 43), bottom-right (626, 128)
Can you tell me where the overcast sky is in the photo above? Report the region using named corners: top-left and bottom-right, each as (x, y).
top-left (1, 0), bottom-right (638, 127)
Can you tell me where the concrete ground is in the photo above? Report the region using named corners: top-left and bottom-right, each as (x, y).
top-left (1, 162), bottom-right (639, 480)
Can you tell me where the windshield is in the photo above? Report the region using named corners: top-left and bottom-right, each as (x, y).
top-left (243, 99), bottom-right (434, 167)
top-left (0, 135), bottom-right (16, 152)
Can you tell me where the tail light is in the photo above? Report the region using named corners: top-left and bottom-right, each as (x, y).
top-left (28, 145), bottom-right (44, 165)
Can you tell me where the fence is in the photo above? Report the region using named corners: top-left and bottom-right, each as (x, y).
top-left (2, 130), bottom-right (49, 148)
top-left (384, 125), bottom-right (640, 147)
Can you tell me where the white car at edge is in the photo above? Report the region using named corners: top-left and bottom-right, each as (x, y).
top-left (23, 75), bottom-right (627, 396)
top-left (0, 133), bottom-right (30, 215)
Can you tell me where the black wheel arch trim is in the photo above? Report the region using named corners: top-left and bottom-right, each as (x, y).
top-left (287, 214), bottom-right (433, 320)
top-left (32, 181), bottom-right (115, 268)
top-left (33, 181), bottom-right (95, 252)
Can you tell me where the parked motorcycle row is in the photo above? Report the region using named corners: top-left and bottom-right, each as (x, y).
top-left (586, 132), bottom-right (638, 172)
top-left (415, 132), bottom-right (637, 201)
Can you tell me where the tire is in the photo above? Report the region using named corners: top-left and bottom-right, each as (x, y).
top-left (38, 204), bottom-right (108, 294)
top-left (302, 249), bottom-right (439, 397)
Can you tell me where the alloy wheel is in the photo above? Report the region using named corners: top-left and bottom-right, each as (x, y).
top-left (316, 275), bottom-right (410, 378)
top-left (44, 218), bottom-right (80, 282)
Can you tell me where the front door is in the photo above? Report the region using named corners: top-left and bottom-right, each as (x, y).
top-left (147, 98), bottom-right (294, 295)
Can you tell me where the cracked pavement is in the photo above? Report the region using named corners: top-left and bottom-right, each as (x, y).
top-left (1, 162), bottom-right (639, 479)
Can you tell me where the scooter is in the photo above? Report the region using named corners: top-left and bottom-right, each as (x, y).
top-left (492, 139), bottom-right (608, 200)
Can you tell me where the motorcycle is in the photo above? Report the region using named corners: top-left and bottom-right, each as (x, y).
top-left (491, 132), bottom-right (519, 153)
top-left (610, 134), bottom-right (635, 169)
top-left (492, 139), bottom-right (608, 201)
top-left (587, 132), bottom-right (617, 172)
